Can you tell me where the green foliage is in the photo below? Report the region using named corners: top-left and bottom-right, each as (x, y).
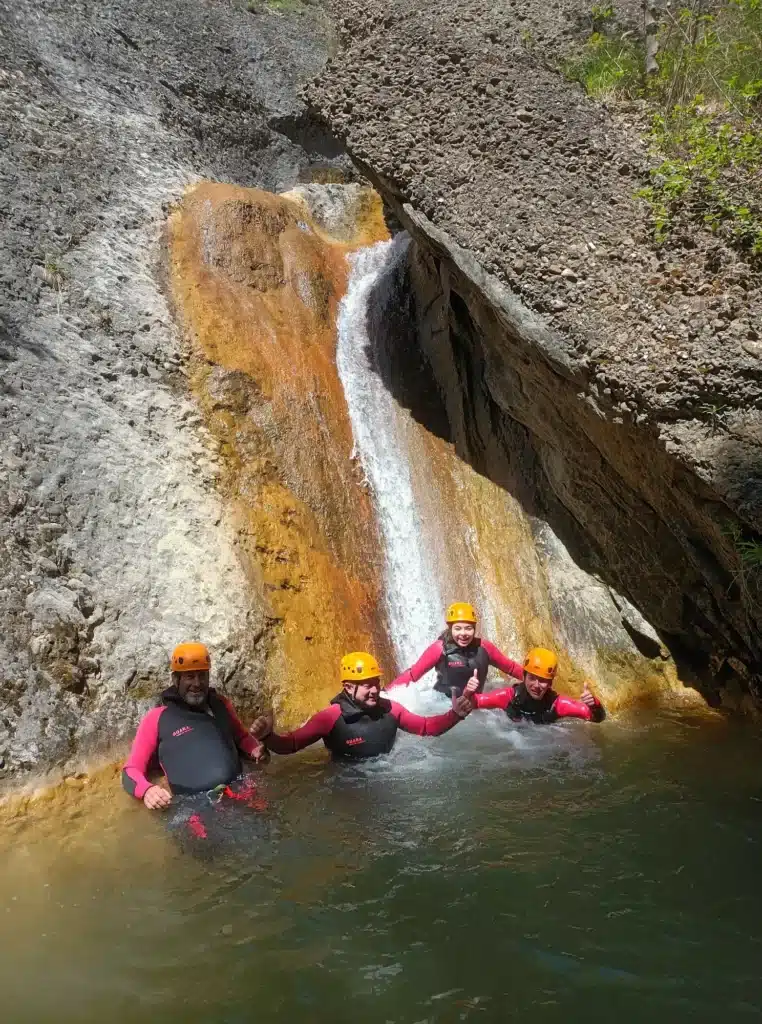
top-left (590, 3), bottom-right (615, 32)
top-left (566, 1), bottom-right (762, 256)
top-left (565, 32), bottom-right (643, 98)
top-left (637, 106), bottom-right (762, 253)
top-left (736, 536), bottom-right (762, 571)
top-left (725, 522), bottom-right (762, 613)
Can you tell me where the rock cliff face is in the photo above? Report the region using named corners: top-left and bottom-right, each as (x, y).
top-left (0, 0), bottom-right (341, 780)
top-left (307, 0), bottom-right (762, 706)
top-left (167, 181), bottom-right (395, 722)
top-left (1, 0), bottom-right (758, 785)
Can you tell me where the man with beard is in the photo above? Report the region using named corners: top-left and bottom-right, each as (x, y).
top-left (250, 651), bottom-right (475, 761)
top-left (122, 642), bottom-right (268, 810)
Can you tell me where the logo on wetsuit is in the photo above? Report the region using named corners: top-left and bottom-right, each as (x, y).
top-left (172, 726), bottom-right (194, 738)
top-left (345, 737), bottom-right (364, 746)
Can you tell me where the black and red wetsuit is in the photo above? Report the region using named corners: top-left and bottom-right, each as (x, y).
top-left (475, 683), bottom-right (605, 723)
top-left (122, 686), bottom-right (262, 799)
top-left (388, 635), bottom-right (524, 696)
top-left (263, 691), bottom-right (463, 761)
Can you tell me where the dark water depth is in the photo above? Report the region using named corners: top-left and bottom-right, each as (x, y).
top-left (1, 704), bottom-right (761, 1023)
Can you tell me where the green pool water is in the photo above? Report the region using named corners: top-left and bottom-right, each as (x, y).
top-left (1, 702), bottom-right (761, 1023)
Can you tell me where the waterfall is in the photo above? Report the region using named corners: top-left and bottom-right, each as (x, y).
top-left (336, 234), bottom-right (444, 669)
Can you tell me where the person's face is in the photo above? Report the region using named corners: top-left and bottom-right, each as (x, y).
top-left (345, 678), bottom-right (381, 708)
top-left (451, 622), bottom-right (476, 646)
top-left (524, 671), bottom-right (552, 700)
top-left (177, 670), bottom-right (210, 706)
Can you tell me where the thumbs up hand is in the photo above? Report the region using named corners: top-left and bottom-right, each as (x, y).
top-left (581, 681), bottom-right (597, 707)
top-left (464, 671), bottom-right (479, 699)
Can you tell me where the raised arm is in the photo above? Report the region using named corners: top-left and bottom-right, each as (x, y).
top-left (391, 700), bottom-right (462, 737)
top-left (386, 640), bottom-right (444, 689)
top-left (122, 707), bottom-right (165, 799)
top-left (480, 640), bottom-right (524, 681)
top-left (263, 705), bottom-right (343, 754)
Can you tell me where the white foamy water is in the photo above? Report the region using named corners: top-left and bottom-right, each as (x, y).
top-left (336, 235), bottom-right (443, 669)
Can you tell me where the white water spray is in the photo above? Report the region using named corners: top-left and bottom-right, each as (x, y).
top-left (337, 235), bottom-right (443, 669)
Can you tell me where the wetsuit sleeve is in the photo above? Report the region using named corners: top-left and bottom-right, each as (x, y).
top-left (386, 640), bottom-right (444, 689)
top-left (480, 639), bottom-right (524, 681)
top-left (218, 695), bottom-right (263, 758)
top-left (473, 686), bottom-right (515, 710)
top-left (263, 705), bottom-right (343, 754)
top-left (390, 701), bottom-right (460, 737)
top-left (121, 707), bottom-right (165, 799)
top-left (553, 695), bottom-right (606, 723)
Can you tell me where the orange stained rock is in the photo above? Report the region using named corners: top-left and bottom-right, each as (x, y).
top-left (168, 183), bottom-right (394, 723)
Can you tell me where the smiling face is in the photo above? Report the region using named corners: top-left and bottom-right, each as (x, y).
top-left (450, 621), bottom-right (476, 646)
top-left (344, 678), bottom-right (381, 709)
top-left (175, 669), bottom-right (210, 707)
top-left (524, 671), bottom-right (552, 700)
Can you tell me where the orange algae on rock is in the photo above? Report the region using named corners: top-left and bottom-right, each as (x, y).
top-left (168, 183), bottom-right (393, 723)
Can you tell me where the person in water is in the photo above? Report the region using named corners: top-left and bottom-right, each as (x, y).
top-left (249, 651), bottom-right (475, 761)
top-left (122, 642), bottom-right (268, 810)
top-left (466, 646), bottom-right (605, 724)
top-left (385, 602), bottom-right (524, 697)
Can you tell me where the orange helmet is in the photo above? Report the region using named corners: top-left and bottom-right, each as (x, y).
top-left (524, 647), bottom-right (558, 681)
top-left (340, 651), bottom-right (381, 682)
top-left (171, 642), bottom-right (211, 673)
top-left (445, 602), bottom-right (477, 625)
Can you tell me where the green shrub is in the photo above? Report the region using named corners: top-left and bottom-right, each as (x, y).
top-left (565, 31), bottom-right (643, 98)
top-left (566, 1), bottom-right (762, 254)
top-left (637, 105), bottom-right (762, 253)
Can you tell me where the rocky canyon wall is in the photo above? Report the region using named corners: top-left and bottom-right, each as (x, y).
top-left (0, 0), bottom-right (344, 781)
top-left (2, 0), bottom-right (758, 789)
top-left (167, 181), bottom-right (394, 721)
top-left (308, 0), bottom-right (762, 708)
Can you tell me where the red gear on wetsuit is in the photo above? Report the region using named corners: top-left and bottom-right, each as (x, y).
top-left (263, 699), bottom-right (461, 757)
top-left (387, 637), bottom-right (523, 691)
top-left (122, 691), bottom-right (262, 799)
top-left (474, 685), bottom-right (605, 722)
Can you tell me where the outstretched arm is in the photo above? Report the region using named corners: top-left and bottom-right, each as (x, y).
top-left (261, 705), bottom-right (343, 754)
top-left (480, 640), bottom-right (524, 681)
top-left (218, 695), bottom-right (268, 760)
top-left (554, 691), bottom-right (606, 723)
top-left (473, 686), bottom-right (515, 711)
top-left (391, 700), bottom-right (463, 737)
top-left (386, 640), bottom-right (443, 689)
top-left (122, 707), bottom-right (165, 800)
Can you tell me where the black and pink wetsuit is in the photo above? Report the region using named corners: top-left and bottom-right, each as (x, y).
top-left (122, 686), bottom-right (262, 799)
top-left (388, 635), bottom-right (524, 696)
top-left (263, 691), bottom-right (463, 761)
top-left (475, 683), bottom-right (605, 723)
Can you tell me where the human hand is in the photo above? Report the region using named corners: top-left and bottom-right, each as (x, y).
top-left (581, 681), bottom-right (597, 707)
top-left (143, 785), bottom-right (172, 810)
top-left (452, 692), bottom-right (474, 719)
top-left (249, 713), bottom-right (274, 739)
top-left (250, 739), bottom-right (271, 764)
top-left (464, 672), bottom-right (479, 697)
